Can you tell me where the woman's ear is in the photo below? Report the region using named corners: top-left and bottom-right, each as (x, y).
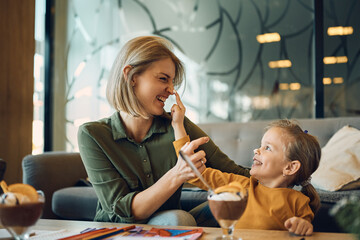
top-left (123, 65), bottom-right (133, 84)
top-left (283, 160), bottom-right (301, 176)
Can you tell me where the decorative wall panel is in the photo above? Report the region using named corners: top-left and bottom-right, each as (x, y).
top-left (49, 0), bottom-right (359, 151)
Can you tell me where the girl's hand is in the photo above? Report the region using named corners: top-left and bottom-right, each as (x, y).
top-left (171, 90), bottom-right (186, 128)
top-left (284, 217), bottom-right (313, 236)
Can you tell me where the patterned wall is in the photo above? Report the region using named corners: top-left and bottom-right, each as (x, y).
top-left (50, 0), bottom-right (359, 151)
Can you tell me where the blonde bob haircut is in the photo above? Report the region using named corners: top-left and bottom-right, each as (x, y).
top-left (106, 36), bottom-right (185, 118)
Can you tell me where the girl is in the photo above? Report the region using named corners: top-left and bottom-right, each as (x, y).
top-left (172, 94), bottom-right (321, 235)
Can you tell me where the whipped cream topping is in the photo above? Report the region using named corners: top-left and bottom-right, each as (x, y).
top-left (208, 192), bottom-right (241, 201)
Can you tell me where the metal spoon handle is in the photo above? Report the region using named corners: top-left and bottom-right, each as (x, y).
top-left (179, 150), bottom-right (214, 192)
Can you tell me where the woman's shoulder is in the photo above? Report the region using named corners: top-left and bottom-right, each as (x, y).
top-left (79, 117), bottom-right (111, 131)
top-left (78, 114), bottom-right (115, 137)
top-left (183, 116), bottom-right (204, 135)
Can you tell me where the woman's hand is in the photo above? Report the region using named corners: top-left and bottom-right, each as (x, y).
top-left (181, 138), bottom-right (208, 174)
top-left (172, 137), bottom-right (209, 182)
top-left (284, 216), bottom-right (313, 236)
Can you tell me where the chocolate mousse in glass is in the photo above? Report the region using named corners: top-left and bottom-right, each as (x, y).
top-left (0, 191), bottom-right (45, 240)
top-left (208, 189), bottom-right (248, 240)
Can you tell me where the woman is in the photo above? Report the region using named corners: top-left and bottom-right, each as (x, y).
top-left (78, 36), bottom-right (249, 226)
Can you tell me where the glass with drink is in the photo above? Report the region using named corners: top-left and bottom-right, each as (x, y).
top-left (208, 184), bottom-right (248, 240)
top-left (0, 181), bottom-right (45, 240)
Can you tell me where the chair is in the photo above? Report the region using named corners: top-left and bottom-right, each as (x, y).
top-left (22, 152), bottom-right (89, 219)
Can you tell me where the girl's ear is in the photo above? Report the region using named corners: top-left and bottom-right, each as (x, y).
top-left (283, 160), bottom-right (301, 176)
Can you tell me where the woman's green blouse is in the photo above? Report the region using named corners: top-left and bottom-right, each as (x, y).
top-left (77, 111), bottom-right (250, 223)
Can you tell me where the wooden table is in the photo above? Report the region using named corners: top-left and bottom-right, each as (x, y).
top-left (26, 219), bottom-right (357, 240)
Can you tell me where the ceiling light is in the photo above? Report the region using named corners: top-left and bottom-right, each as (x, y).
top-left (256, 33), bottom-right (281, 43)
top-left (268, 60), bottom-right (292, 68)
top-left (327, 26), bottom-right (353, 36)
top-left (333, 77), bottom-right (344, 84)
top-left (279, 83), bottom-right (289, 90)
top-left (336, 56), bottom-right (348, 63)
top-left (289, 83), bottom-right (301, 90)
top-left (323, 78), bottom-right (332, 85)
top-left (323, 56), bottom-right (348, 64)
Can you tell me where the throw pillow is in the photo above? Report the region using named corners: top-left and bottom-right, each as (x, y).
top-left (312, 125), bottom-right (360, 191)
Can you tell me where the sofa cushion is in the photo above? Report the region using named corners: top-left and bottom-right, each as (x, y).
top-left (316, 188), bottom-right (360, 203)
top-left (52, 187), bottom-right (97, 220)
top-left (180, 187), bottom-right (208, 211)
top-left (312, 125), bottom-right (360, 191)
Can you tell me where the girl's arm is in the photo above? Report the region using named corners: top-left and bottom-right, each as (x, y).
top-left (171, 90), bottom-right (187, 140)
top-left (171, 91), bottom-right (208, 172)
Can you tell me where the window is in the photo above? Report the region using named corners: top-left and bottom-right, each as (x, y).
top-left (35, 0), bottom-right (360, 152)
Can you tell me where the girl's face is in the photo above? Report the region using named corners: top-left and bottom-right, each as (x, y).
top-left (132, 58), bottom-right (175, 116)
top-left (250, 127), bottom-right (290, 187)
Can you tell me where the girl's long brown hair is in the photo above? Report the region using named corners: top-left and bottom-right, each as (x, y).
top-left (267, 119), bottom-right (321, 213)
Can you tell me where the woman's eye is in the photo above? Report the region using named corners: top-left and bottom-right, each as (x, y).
top-left (265, 146), bottom-right (271, 151)
top-left (160, 77), bottom-right (167, 82)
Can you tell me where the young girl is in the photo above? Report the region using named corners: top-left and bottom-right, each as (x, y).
top-left (172, 92), bottom-right (321, 236)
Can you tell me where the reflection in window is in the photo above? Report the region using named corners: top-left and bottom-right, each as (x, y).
top-left (53, 0), bottom-right (316, 151)
top-left (37, 0), bottom-right (360, 152)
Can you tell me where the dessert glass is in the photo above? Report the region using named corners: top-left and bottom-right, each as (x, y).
top-left (208, 189), bottom-right (248, 240)
top-left (0, 190), bottom-right (45, 240)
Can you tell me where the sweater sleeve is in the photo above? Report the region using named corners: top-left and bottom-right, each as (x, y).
top-left (188, 168), bottom-right (250, 191)
top-left (173, 135), bottom-right (190, 156)
top-left (295, 196), bottom-right (315, 222)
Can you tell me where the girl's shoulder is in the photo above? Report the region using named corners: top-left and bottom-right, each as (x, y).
top-left (253, 180), bottom-right (307, 197)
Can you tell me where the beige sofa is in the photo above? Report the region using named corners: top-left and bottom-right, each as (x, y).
top-left (22, 117), bottom-right (360, 232)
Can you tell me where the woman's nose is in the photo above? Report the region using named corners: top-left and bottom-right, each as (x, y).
top-left (166, 82), bottom-right (174, 94)
top-left (253, 148), bottom-right (259, 154)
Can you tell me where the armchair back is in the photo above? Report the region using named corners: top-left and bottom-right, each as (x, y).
top-left (22, 152), bottom-right (86, 219)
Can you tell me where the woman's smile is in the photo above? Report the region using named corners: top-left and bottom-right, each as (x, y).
top-left (156, 95), bottom-right (168, 106)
